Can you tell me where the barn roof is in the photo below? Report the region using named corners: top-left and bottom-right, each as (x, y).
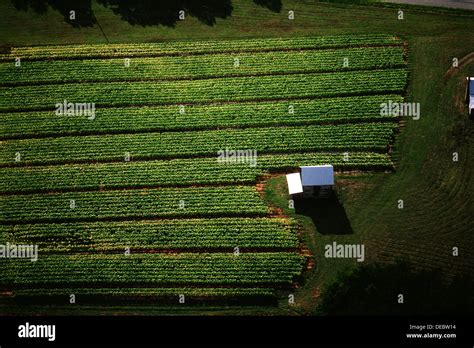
top-left (286, 172), bottom-right (303, 194)
top-left (300, 165), bottom-right (334, 186)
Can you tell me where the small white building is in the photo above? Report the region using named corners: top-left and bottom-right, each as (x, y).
top-left (286, 165), bottom-right (334, 198)
top-left (286, 172), bottom-right (303, 195)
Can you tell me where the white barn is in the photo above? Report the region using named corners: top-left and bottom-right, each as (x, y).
top-left (286, 165), bottom-right (334, 198)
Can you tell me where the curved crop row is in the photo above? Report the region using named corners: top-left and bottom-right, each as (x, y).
top-left (0, 123), bottom-right (397, 166)
top-left (0, 47), bottom-right (405, 86)
top-left (0, 69), bottom-right (408, 112)
top-left (0, 95), bottom-right (403, 140)
top-left (0, 186), bottom-right (268, 223)
top-left (0, 35), bottom-right (402, 61)
top-left (1, 217), bottom-right (300, 251)
top-left (0, 152), bottom-right (393, 194)
top-left (1, 253), bottom-right (305, 286)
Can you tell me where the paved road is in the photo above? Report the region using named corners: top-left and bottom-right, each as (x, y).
top-left (382, 0), bottom-right (474, 10)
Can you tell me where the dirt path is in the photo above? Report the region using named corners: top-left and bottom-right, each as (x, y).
top-left (444, 52), bottom-right (474, 80)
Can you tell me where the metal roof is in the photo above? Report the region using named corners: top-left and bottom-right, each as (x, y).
top-left (470, 78), bottom-right (474, 97)
top-left (300, 165), bottom-right (334, 186)
top-left (286, 173), bottom-right (303, 194)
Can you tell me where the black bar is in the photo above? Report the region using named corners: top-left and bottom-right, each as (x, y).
top-left (0, 316), bottom-right (472, 346)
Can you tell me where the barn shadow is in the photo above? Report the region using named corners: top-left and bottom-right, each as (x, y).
top-left (294, 191), bottom-right (353, 235)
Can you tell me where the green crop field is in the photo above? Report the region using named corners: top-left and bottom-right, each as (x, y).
top-left (0, 33), bottom-right (406, 309)
top-left (0, 0), bottom-right (472, 317)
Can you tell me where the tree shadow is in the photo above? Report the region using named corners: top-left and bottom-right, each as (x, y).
top-left (253, 0), bottom-right (282, 13)
top-left (10, 0), bottom-right (285, 28)
top-left (294, 191), bottom-right (353, 235)
top-left (97, 0), bottom-right (233, 27)
top-left (11, 0), bottom-right (97, 27)
top-left (11, 0), bottom-right (235, 28)
top-left (317, 260), bottom-right (474, 315)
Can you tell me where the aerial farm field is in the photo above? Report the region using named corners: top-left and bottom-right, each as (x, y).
top-left (0, 0), bottom-right (472, 317)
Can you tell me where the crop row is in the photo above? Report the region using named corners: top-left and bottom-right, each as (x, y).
top-left (0, 69), bottom-right (408, 112)
top-left (0, 95), bottom-right (403, 140)
top-left (0, 123), bottom-right (397, 166)
top-left (0, 186), bottom-right (268, 223)
top-left (12, 287), bottom-right (275, 297)
top-left (11, 288), bottom-right (277, 305)
top-left (1, 253), bottom-right (305, 286)
top-left (1, 217), bottom-right (299, 252)
top-left (0, 47), bottom-right (405, 86)
top-left (0, 35), bottom-right (402, 61)
top-left (0, 152), bottom-right (393, 194)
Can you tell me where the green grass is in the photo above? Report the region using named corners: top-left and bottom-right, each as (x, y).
top-left (0, 1), bottom-right (472, 46)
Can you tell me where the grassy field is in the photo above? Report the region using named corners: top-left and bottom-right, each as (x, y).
top-left (0, 1), bottom-right (472, 45)
top-left (0, 0), bottom-right (473, 315)
top-left (264, 34), bottom-right (474, 314)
